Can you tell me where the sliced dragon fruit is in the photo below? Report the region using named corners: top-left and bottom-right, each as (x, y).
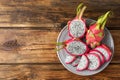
top-left (76, 55), bottom-right (89, 71)
top-left (65, 55), bottom-right (76, 64)
top-left (68, 3), bottom-right (87, 38)
top-left (71, 57), bottom-right (81, 67)
top-left (89, 50), bottom-right (105, 64)
top-left (56, 38), bottom-right (89, 56)
top-left (87, 53), bottom-right (101, 70)
top-left (101, 44), bottom-right (112, 57)
top-left (95, 45), bottom-right (111, 62)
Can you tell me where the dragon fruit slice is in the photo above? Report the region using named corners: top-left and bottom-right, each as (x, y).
top-left (95, 44), bottom-right (112, 62)
top-left (89, 50), bottom-right (105, 64)
top-left (56, 38), bottom-right (89, 56)
top-left (101, 44), bottom-right (112, 57)
top-left (86, 11), bottom-right (112, 48)
top-left (76, 55), bottom-right (89, 71)
top-left (68, 3), bottom-right (87, 38)
top-left (87, 53), bottom-right (101, 70)
top-left (65, 55), bottom-right (76, 64)
top-left (71, 57), bottom-right (81, 67)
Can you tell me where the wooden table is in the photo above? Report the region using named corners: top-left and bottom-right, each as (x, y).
top-left (0, 0), bottom-right (119, 80)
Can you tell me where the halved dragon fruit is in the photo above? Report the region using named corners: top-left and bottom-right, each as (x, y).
top-left (87, 53), bottom-right (101, 70)
top-left (68, 3), bottom-right (87, 38)
top-left (76, 55), bottom-right (89, 71)
top-left (86, 11), bottom-right (112, 48)
top-left (89, 50), bottom-right (105, 64)
top-left (71, 57), bottom-right (81, 67)
top-left (65, 55), bottom-right (76, 64)
top-left (56, 38), bottom-right (89, 56)
top-left (95, 44), bottom-right (112, 62)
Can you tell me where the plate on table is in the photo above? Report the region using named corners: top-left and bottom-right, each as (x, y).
top-left (56, 19), bottom-right (114, 76)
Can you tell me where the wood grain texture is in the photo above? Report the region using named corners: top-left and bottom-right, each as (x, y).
top-left (0, 0), bottom-right (119, 79)
top-left (0, 0), bottom-right (119, 27)
top-left (0, 64), bottom-right (119, 80)
top-left (0, 29), bottom-right (58, 63)
top-left (0, 29), bottom-right (118, 63)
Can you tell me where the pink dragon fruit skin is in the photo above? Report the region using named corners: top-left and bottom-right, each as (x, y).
top-left (90, 24), bottom-right (103, 34)
top-left (90, 24), bottom-right (104, 41)
top-left (86, 11), bottom-right (111, 48)
top-left (86, 26), bottom-right (104, 45)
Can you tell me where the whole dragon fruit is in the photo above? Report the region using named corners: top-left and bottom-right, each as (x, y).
top-left (86, 11), bottom-right (111, 48)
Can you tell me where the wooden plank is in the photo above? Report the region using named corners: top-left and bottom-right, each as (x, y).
top-left (0, 64), bottom-right (119, 80)
top-left (110, 30), bottom-right (120, 63)
top-left (0, 29), bottom-right (119, 63)
top-left (0, 29), bottom-right (59, 63)
top-left (0, 0), bottom-right (119, 27)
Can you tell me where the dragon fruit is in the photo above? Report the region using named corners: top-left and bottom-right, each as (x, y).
top-left (89, 50), bottom-right (105, 64)
top-left (95, 44), bottom-right (112, 62)
top-left (68, 3), bottom-right (87, 38)
top-left (76, 55), bottom-right (89, 71)
top-left (65, 55), bottom-right (76, 64)
top-left (87, 53), bottom-right (101, 70)
top-left (86, 11), bottom-right (111, 48)
top-left (56, 38), bottom-right (89, 56)
top-left (71, 57), bottom-right (81, 67)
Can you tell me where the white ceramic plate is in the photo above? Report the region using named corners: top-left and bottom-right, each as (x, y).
top-left (56, 19), bottom-right (114, 76)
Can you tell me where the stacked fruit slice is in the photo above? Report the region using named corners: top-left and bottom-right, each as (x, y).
top-left (65, 44), bottom-right (112, 71)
